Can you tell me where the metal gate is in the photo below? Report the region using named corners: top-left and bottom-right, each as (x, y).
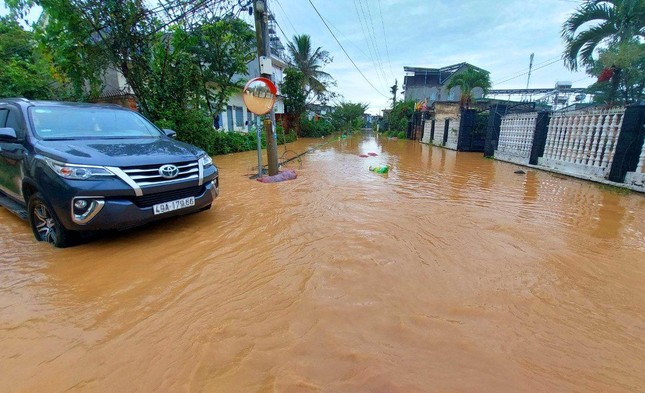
top-left (457, 108), bottom-right (489, 152)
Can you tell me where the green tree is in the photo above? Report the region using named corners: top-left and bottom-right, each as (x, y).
top-left (0, 16), bottom-right (57, 98)
top-left (281, 68), bottom-right (307, 135)
top-left (587, 40), bottom-right (645, 104)
top-left (5, 0), bottom-right (257, 153)
top-left (387, 101), bottom-right (415, 133)
top-left (445, 66), bottom-right (491, 108)
top-left (286, 34), bottom-right (333, 103)
top-left (562, 0), bottom-right (645, 71)
top-left (193, 16), bottom-right (256, 115)
top-left (331, 102), bottom-right (368, 134)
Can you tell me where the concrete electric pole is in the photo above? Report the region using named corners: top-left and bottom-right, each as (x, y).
top-left (253, 0), bottom-right (279, 176)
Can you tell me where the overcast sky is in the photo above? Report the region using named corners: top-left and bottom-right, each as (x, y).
top-left (2, 0), bottom-right (596, 115)
top-left (257, 0), bottom-right (595, 114)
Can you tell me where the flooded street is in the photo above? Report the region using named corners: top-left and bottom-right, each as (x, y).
top-left (1, 132), bottom-right (644, 392)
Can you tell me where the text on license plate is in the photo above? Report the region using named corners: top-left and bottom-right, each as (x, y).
top-left (153, 197), bottom-right (195, 215)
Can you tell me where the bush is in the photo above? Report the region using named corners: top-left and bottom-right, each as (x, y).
top-left (300, 117), bottom-right (335, 137)
top-left (156, 110), bottom-right (297, 156)
top-left (396, 131), bottom-right (406, 139)
top-left (156, 110), bottom-right (217, 154)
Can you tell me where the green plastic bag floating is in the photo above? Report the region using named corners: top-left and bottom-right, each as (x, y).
top-left (369, 165), bottom-right (389, 174)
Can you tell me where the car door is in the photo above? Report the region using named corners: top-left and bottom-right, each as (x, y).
top-left (0, 105), bottom-right (28, 201)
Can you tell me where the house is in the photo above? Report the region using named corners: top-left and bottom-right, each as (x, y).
top-left (217, 54), bottom-right (287, 132)
top-left (92, 15), bottom-right (289, 133)
top-left (403, 62), bottom-right (489, 103)
top-left (306, 103), bottom-right (334, 120)
top-left (217, 12), bottom-right (287, 132)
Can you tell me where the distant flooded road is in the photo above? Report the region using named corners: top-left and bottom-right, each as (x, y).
top-left (1, 132), bottom-right (644, 392)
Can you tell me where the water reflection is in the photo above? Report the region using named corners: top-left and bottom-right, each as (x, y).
top-left (1, 133), bottom-right (643, 392)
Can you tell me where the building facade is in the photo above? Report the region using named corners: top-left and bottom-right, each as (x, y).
top-left (403, 62), bottom-right (488, 104)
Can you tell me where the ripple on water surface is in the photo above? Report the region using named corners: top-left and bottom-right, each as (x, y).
top-left (1, 133), bottom-right (644, 392)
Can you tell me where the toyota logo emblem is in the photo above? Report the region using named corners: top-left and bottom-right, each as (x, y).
top-left (159, 164), bottom-right (179, 179)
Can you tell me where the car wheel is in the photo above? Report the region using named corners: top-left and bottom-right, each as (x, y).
top-left (28, 192), bottom-right (75, 248)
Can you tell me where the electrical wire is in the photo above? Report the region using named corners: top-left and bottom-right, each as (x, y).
top-left (492, 55), bottom-right (563, 86)
top-left (493, 58), bottom-right (563, 86)
top-left (377, 0), bottom-right (395, 79)
top-left (354, 0), bottom-right (389, 91)
top-left (307, 0), bottom-right (389, 99)
top-left (360, 0), bottom-right (389, 84)
top-left (273, 0), bottom-right (298, 38)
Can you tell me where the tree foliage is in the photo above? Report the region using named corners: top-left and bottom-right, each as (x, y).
top-left (281, 68), bottom-right (306, 135)
top-left (446, 66), bottom-right (491, 108)
top-left (4, 0), bottom-right (257, 153)
top-left (387, 101), bottom-right (415, 133)
top-left (561, 0), bottom-right (645, 71)
top-left (331, 102), bottom-right (368, 133)
top-left (0, 16), bottom-right (57, 99)
top-left (195, 16), bottom-right (257, 114)
top-left (286, 34), bottom-right (334, 103)
top-left (587, 40), bottom-right (645, 104)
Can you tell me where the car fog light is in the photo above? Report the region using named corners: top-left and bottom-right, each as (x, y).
top-left (71, 198), bottom-right (105, 224)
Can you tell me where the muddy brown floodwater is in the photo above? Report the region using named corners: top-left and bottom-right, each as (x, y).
top-left (1, 133), bottom-right (644, 392)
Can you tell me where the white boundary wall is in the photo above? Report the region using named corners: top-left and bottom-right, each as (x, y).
top-left (538, 108), bottom-right (625, 179)
top-left (494, 112), bottom-right (538, 165)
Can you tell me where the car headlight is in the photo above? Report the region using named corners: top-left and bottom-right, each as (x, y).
top-left (198, 154), bottom-right (213, 167)
top-left (45, 158), bottom-right (114, 180)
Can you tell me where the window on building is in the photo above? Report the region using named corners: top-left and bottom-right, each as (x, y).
top-left (235, 106), bottom-right (244, 128)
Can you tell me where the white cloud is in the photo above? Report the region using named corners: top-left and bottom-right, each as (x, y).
top-left (272, 0), bottom-right (594, 114)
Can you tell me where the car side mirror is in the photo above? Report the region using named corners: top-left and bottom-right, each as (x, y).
top-left (163, 129), bottom-right (177, 139)
top-left (0, 127), bottom-right (18, 141)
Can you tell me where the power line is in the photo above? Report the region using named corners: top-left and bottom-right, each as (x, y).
top-left (273, 0), bottom-right (298, 38)
top-left (377, 0), bottom-right (395, 79)
top-left (352, 0), bottom-right (386, 90)
top-left (493, 58), bottom-right (563, 86)
top-left (357, 0), bottom-right (389, 88)
top-left (307, 0), bottom-right (389, 98)
top-left (492, 55), bottom-right (562, 85)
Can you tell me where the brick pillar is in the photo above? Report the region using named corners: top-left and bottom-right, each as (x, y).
top-left (608, 105), bottom-right (645, 183)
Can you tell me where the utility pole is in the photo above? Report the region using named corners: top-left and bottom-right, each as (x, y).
top-left (253, 0), bottom-right (279, 176)
top-left (389, 79), bottom-right (398, 131)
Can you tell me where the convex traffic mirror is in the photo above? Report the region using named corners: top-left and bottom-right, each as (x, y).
top-left (243, 77), bottom-right (277, 115)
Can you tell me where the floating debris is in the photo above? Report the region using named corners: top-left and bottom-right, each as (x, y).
top-left (369, 165), bottom-right (389, 174)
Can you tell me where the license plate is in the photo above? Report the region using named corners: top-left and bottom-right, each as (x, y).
top-left (153, 197), bottom-right (195, 215)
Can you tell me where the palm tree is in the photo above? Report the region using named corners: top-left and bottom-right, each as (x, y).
top-left (562, 0), bottom-right (645, 71)
top-left (445, 67), bottom-right (491, 108)
top-left (286, 34), bottom-right (332, 101)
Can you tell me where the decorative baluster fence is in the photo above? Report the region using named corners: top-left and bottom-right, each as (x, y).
top-left (494, 112), bottom-right (538, 165)
top-left (538, 108), bottom-right (625, 179)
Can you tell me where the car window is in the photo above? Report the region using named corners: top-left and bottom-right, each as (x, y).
top-left (0, 109), bottom-right (8, 127)
top-left (5, 109), bottom-right (24, 138)
top-left (29, 106), bottom-right (163, 140)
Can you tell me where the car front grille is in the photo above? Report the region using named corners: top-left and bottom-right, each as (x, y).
top-left (131, 185), bottom-right (205, 208)
top-left (121, 161), bottom-right (199, 187)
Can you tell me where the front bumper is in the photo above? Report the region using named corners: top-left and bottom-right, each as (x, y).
top-left (41, 173), bottom-right (219, 231)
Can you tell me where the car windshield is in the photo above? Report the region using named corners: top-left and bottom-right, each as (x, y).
top-left (29, 106), bottom-right (163, 140)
